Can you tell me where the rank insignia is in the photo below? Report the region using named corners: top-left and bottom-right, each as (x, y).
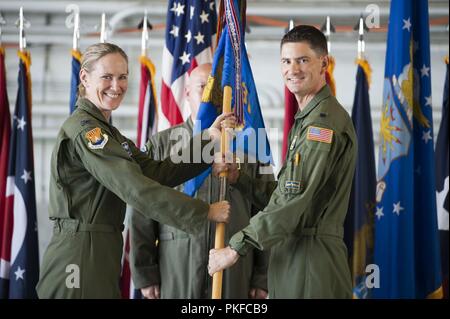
top-left (121, 141), bottom-right (133, 157)
top-left (85, 127), bottom-right (108, 150)
top-left (306, 126), bottom-right (333, 144)
top-left (285, 180), bottom-right (301, 192)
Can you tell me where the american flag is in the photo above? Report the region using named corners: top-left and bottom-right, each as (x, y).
top-left (0, 51), bottom-right (39, 299)
top-left (159, 0), bottom-right (217, 130)
top-left (306, 126), bottom-right (333, 144)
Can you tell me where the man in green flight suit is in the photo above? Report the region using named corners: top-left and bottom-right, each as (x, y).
top-left (130, 64), bottom-right (272, 299)
top-left (208, 25), bottom-right (357, 298)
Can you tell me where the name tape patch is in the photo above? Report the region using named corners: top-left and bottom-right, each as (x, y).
top-left (285, 180), bottom-right (301, 192)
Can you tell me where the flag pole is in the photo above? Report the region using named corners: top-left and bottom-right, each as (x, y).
top-left (212, 85), bottom-right (232, 299)
top-left (19, 7), bottom-right (25, 52)
top-left (325, 16), bottom-right (331, 54)
top-left (321, 16), bottom-right (336, 96)
top-left (100, 13), bottom-right (107, 43)
top-left (0, 12), bottom-right (5, 47)
top-left (73, 12), bottom-right (80, 51)
top-left (357, 16), bottom-right (365, 60)
top-left (141, 10), bottom-right (148, 57)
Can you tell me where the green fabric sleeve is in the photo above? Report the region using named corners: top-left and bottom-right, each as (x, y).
top-left (74, 127), bottom-right (209, 235)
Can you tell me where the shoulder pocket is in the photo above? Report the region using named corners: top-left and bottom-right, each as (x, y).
top-left (305, 125), bottom-right (333, 152)
top-left (53, 136), bottom-right (71, 217)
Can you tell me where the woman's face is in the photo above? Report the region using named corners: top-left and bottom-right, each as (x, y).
top-left (80, 53), bottom-right (128, 116)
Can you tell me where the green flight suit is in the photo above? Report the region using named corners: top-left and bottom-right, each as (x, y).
top-left (36, 98), bottom-right (215, 299)
top-left (130, 118), bottom-right (272, 298)
top-left (229, 85), bottom-right (357, 298)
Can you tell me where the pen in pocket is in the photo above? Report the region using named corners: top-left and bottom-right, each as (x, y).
top-left (294, 153), bottom-right (300, 166)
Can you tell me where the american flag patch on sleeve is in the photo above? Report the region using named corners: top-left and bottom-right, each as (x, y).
top-left (306, 126), bottom-right (333, 144)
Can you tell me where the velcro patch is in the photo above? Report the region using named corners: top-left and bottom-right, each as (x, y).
top-left (85, 127), bottom-right (108, 150)
top-left (121, 141), bottom-right (132, 157)
top-left (285, 180), bottom-right (301, 192)
top-left (306, 126), bottom-right (333, 144)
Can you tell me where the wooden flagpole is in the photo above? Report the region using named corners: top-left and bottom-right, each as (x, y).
top-left (211, 85), bottom-right (232, 299)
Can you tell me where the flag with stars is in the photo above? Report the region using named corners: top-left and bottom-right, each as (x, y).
top-left (344, 59), bottom-right (375, 299)
top-left (69, 49), bottom-right (81, 114)
top-left (159, 0), bottom-right (217, 130)
top-left (435, 58), bottom-right (449, 298)
top-left (0, 51), bottom-right (39, 299)
top-left (183, 0), bottom-right (272, 197)
top-left (373, 0), bottom-right (442, 298)
top-left (1, 47), bottom-right (12, 257)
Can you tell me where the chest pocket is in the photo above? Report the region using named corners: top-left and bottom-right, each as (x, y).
top-left (279, 146), bottom-right (306, 196)
top-left (111, 127), bottom-right (137, 160)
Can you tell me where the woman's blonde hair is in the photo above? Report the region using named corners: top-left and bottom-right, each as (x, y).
top-left (78, 43), bottom-right (128, 97)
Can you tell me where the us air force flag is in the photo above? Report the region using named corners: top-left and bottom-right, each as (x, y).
top-left (373, 0), bottom-right (442, 298)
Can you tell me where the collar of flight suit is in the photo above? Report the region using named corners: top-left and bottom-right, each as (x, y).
top-left (76, 98), bottom-right (112, 126)
top-left (294, 85), bottom-right (331, 120)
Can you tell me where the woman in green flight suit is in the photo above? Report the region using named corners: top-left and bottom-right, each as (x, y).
top-left (36, 43), bottom-right (232, 299)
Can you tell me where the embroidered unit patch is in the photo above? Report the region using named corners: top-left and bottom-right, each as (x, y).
top-left (306, 126), bottom-right (333, 144)
top-left (85, 127), bottom-right (109, 150)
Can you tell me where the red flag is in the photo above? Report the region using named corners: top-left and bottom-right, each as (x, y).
top-left (0, 47), bottom-right (11, 253)
top-left (281, 87), bottom-right (298, 162)
top-left (120, 231), bottom-right (133, 299)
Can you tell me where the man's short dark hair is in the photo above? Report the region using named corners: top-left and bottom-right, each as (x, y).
top-left (281, 25), bottom-right (328, 56)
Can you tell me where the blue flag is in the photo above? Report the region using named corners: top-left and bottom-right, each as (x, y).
top-left (373, 0), bottom-right (442, 298)
top-left (69, 49), bottom-right (81, 114)
top-left (184, 0), bottom-right (272, 197)
top-left (0, 51), bottom-right (39, 299)
top-left (435, 59), bottom-right (449, 298)
top-left (345, 59), bottom-right (375, 299)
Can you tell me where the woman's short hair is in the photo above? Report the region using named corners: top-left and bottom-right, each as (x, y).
top-left (78, 43), bottom-right (128, 97)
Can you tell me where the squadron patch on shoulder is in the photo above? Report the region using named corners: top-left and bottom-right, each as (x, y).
top-left (306, 126), bottom-right (333, 144)
top-left (85, 127), bottom-right (108, 150)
